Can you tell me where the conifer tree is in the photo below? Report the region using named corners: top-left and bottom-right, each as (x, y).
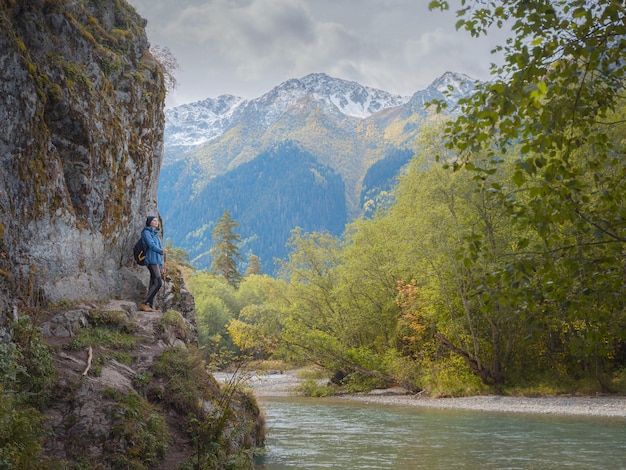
top-left (210, 210), bottom-right (243, 288)
top-left (245, 254), bottom-right (262, 276)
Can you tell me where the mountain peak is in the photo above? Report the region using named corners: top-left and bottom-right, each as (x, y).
top-left (260, 73), bottom-right (411, 119)
top-left (428, 71), bottom-right (476, 96)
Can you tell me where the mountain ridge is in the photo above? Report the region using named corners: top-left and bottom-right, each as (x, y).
top-left (163, 71), bottom-right (473, 162)
top-left (159, 71), bottom-right (477, 273)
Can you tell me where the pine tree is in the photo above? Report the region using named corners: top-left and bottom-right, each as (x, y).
top-left (209, 210), bottom-right (243, 288)
top-left (245, 254), bottom-right (262, 276)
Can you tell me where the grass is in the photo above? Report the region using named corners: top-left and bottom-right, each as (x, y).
top-left (64, 327), bottom-right (137, 351)
top-left (87, 309), bottom-right (128, 328)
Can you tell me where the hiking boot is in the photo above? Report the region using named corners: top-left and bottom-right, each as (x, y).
top-left (139, 303), bottom-right (152, 312)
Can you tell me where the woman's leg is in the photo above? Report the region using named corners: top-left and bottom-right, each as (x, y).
top-left (144, 264), bottom-right (163, 309)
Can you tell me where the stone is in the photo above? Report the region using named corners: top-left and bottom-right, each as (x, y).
top-left (41, 310), bottom-right (88, 338)
top-left (368, 386), bottom-right (412, 396)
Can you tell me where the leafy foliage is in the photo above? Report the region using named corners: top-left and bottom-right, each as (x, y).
top-left (426, 0), bottom-right (626, 390)
top-left (188, 272), bottom-right (240, 355)
top-left (219, 116), bottom-right (626, 394)
top-left (0, 389), bottom-right (46, 470)
top-left (152, 346), bottom-right (220, 414)
top-left (189, 271), bottom-right (286, 363)
top-left (150, 346), bottom-right (261, 468)
top-left (0, 316), bottom-right (55, 468)
top-left (102, 388), bottom-right (169, 469)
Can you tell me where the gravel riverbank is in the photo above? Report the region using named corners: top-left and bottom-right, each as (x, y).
top-left (214, 369), bottom-right (626, 418)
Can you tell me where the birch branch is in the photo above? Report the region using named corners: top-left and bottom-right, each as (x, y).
top-left (82, 346), bottom-right (93, 376)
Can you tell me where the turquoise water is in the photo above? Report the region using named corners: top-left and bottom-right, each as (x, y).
top-left (255, 397), bottom-right (626, 469)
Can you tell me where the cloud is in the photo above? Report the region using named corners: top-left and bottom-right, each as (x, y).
top-left (128, 0), bottom-right (505, 106)
top-left (163, 0), bottom-right (369, 82)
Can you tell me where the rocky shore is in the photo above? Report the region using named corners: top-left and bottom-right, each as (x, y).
top-left (215, 369), bottom-right (626, 419)
top-left (342, 392), bottom-right (626, 418)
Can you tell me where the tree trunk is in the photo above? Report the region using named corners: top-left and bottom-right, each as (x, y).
top-left (436, 333), bottom-right (502, 388)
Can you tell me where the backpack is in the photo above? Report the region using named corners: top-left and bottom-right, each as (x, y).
top-left (133, 236), bottom-right (147, 266)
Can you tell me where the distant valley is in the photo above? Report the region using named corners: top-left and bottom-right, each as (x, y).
top-left (159, 72), bottom-right (476, 274)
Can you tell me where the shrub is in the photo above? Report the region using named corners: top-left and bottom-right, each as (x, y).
top-left (296, 378), bottom-right (336, 397)
top-left (0, 392), bottom-right (46, 469)
top-left (9, 316), bottom-right (56, 407)
top-left (151, 346), bottom-right (218, 414)
top-left (151, 347), bottom-right (262, 469)
top-left (0, 316), bottom-right (55, 468)
top-left (102, 388), bottom-right (169, 469)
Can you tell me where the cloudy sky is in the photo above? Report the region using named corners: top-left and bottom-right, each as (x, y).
top-left (127, 0), bottom-right (508, 108)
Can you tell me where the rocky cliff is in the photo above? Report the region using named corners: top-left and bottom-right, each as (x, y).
top-left (37, 266), bottom-right (263, 468)
top-left (0, 0), bottom-right (163, 324)
top-left (0, 1), bottom-right (263, 468)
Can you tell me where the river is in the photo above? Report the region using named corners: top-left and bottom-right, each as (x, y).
top-left (254, 396), bottom-right (626, 469)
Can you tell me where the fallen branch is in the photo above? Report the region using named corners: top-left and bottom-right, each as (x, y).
top-left (82, 346), bottom-right (93, 376)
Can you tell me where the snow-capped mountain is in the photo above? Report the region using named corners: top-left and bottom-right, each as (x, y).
top-left (430, 71), bottom-right (476, 96)
top-left (159, 71), bottom-right (477, 273)
top-left (163, 73), bottom-right (414, 161)
top-left (400, 71), bottom-right (477, 113)
top-left (261, 73), bottom-right (411, 119)
top-left (164, 94), bottom-right (245, 160)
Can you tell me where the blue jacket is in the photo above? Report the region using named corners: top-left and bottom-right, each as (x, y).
top-left (142, 226), bottom-right (164, 268)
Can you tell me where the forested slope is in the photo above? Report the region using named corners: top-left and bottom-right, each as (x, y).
top-left (161, 142), bottom-right (346, 273)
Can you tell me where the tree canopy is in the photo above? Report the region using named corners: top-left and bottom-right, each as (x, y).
top-left (188, 1), bottom-right (626, 395)
top-left (425, 0), bottom-right (626, 389)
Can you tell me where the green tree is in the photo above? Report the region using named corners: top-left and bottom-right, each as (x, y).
top-left (226, 275), bottom-right (287, 359)
top-left (390, 145), bottom-right (527, 388)
top-left (430, 1), bottom-right (626, 161)
top-left (189, 270), bottom-right (285, 363)
top-left (278, 228), bottom-right (394, 388)
top-left (339, 220), bottom-right (404, 348)
top-left (429, 0), bottom-right (626, 388)
top-left (210, 210), bottom-right (243, 288)
top-left (245, 254), bottom-right (262, 276)
top-left (277, 229), bottom-right (344, 366)
top-left (188, 272), bottom-right (238, 357)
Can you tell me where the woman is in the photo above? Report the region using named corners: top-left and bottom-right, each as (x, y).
top-left (140, 216), bottom-right (167, 312)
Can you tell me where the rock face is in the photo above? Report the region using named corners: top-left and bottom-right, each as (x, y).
top-left (39, 275), bottom-right (263, 468)
top-left (41, 296), bottom-right (193, 465)
top-left (0, 0), bottom-right (164, 321)
top-left (0, 2), bottom-right (264, 467)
